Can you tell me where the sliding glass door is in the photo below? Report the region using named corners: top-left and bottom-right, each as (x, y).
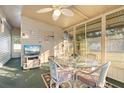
top-left (75, 18), bottom-right (102, 63)
top-left (106, 9), bottom-right (124, 83)
top-left (86, 18), bottom-right (102, 63)
top-left (75, 24), bottom-right (86, 56)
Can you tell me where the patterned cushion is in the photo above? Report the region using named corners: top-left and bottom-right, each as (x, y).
top-left (76, 72), bottom-right (99, 87)
top-left (57, 68), bottom-right (73, 82)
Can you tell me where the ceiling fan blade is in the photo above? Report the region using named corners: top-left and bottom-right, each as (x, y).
top-left (61, 9), bottom-right (74, 16)
top-left (36, 8), bottom-right (53, 13)
top-left (59, 5), bottom-right (72, 8)
top-left (52, 13), bottom-right (60, 21)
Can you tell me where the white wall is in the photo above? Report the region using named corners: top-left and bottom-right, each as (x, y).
top-left (0, 8), bottom-right (11, 67)
top-left (21, 16), bottom-right (63, 66)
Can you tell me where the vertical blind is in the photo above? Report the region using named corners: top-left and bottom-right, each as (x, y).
top-left (0, 26), bottom-right (11, 67)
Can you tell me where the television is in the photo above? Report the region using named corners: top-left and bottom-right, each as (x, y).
top-left (24, 45), bottom-right (41, 55)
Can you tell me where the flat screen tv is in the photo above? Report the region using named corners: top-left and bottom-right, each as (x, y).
top-left (24, 45), bottom-right (41, 55)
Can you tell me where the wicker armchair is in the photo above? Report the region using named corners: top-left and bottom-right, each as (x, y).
top-left (49, 57), bottom-right (73, 88)
top-left (75, 61), bottom-right (111, 88)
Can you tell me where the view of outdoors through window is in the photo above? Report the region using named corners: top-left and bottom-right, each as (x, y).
top-left (13, 37), bottom-right (21, 52)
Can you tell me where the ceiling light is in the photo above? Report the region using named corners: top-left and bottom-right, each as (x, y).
top-left (36, 5), bottom-right (73, 21)
top-left (53, 9), bottom-right (61, 16)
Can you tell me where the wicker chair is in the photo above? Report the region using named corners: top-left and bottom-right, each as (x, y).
top-left (75, 61), bottom-right (111, 88)
top-left (74, 54), bottom-right (98, 72)
top-left (49, 57), bottom-right (73, 88)
top-left (87, 53), bottom-right (98, 61)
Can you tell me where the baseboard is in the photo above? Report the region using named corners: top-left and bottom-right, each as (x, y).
top-left (106, 77), bottom-right (124, 88)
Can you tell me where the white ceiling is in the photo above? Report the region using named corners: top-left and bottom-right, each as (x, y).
top-left (22, 5), bottom-right (122, 29)
top-left (1, 5), bottom-right (22, 28)
top-left (0, 5), bottom-right (123, 29)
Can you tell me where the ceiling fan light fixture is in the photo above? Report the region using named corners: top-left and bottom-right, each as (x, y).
top-left (36, 5), bottom-right (74, 21)
top-left (53, 9), bottom-right (61, 16)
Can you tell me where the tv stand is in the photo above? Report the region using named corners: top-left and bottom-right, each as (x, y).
top-left (23, 55), bottom-right (41, 69)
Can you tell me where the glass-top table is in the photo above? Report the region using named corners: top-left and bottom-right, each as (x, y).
top-left (54, 57), bottom-right (99, 69)
top-left (48, 56), bottom-right (101, 88)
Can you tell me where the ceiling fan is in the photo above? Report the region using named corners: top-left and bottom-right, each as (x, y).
top-left (36, 5), bottom-right (74, 21)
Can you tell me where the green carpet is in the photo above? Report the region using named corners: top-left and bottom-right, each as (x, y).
top-left (0, 58), bottom-right (123, 88)
top-left (0, 58), bottom-right (49, 88)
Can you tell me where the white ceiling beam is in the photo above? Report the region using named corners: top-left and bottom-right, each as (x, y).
top-left (64, 6), bottom-right (124, 30)
top-left (72, 6), bottom-right (89, 19)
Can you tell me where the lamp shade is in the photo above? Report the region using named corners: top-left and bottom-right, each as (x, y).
top-left (0, 19), bottom-right (4, 32)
